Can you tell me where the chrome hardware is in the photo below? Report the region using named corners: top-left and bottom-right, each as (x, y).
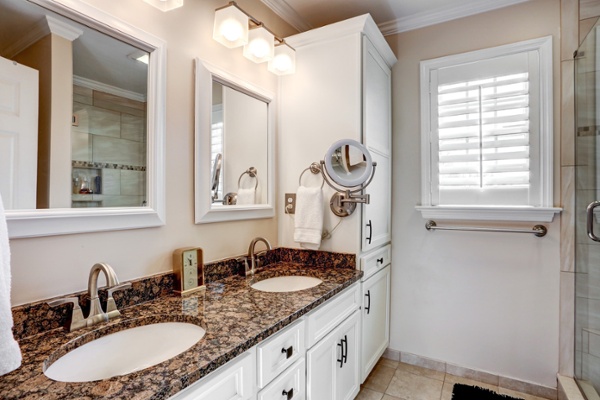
top-left (238, 167), bottom-right (258, 190)
top-left (425, 220), bottom-right (548, 238)
top-left (282, 388), bottom-right (294, 399)
top-left (47, 263), bottom-right (131, 332)
top-left (246, 237), bottom-right (272, 278)
top-left (365, 290), bottom-right (371, 315)
top-left (281, 346), bottom-right (293, 359)
top-left (587, 201), bottom-right (600, 242)
top-left (299, 162), bottom-right (324, 189)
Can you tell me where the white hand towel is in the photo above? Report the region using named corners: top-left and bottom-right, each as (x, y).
top-left (294, 186), bottom-right (324, 250)
top-left (236, 188), bottom-right (256, 205)
top-left (0, 193), bottom-right (21, 376)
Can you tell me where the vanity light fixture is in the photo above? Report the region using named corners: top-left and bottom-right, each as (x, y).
top-left (143, 0), bottom-right (183, 12)
top-left (268, 42), bottom-right (296, 76)
top-left (243, 24), bottom-right (274, 63)
top-left (213, 1), bottom-right (296, 75)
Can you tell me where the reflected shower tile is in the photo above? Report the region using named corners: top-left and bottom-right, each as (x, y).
top-left (581, 352), bottom-right (600, 389)
top-left (72, 103), bottom-right (121, 137)
top-left (73, 92), bottom-right (93, 106)
top-left (120, 170), bottom-right (146, 196)
top-left (93, 99), bottom-right (145, 117)
top-left (121, 113), bottom-right (146, 142)
top-left (93, 90), bottom-right (145, 111)
top-left (92, 136), bottom-right (143, 166)
top-left (101, 169), bottom-right (121, 195)
top-left (71, 132), bottom-right (92, 162)
top-left (100, 195), bottom-right (143, 207)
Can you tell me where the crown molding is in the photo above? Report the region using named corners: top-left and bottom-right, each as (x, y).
top-left (260, 0), bottom-right (312, 32)
top-left (1, 19), bottom-right (49, 58)
top-left (378, 0), bottom-right (530, 36)
top-left (45, 15), bottom-right (83, 41)
top-left (73, 75), bottom-right (147, 102)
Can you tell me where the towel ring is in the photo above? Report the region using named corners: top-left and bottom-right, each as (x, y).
top-left (299, 162), bottom-right (324, 189)
top-left (238, 167), bottom-right (258, 190)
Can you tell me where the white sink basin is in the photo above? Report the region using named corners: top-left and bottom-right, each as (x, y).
top-left (251, 276), bottom-right (323, 292)
top-left (44, 322), bottom-right (206, 382)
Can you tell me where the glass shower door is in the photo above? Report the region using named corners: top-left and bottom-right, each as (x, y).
top-left (575, 19), bottom-right (600, 398)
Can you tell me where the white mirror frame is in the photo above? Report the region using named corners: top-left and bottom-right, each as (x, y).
top-left (194, 59), bottom-right (274, 224)
top-left (6, 0), bottom-right (166, 238)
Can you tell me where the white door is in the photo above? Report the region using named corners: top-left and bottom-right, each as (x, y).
top-left (306, 327), bottom-right (336, 400)
top-left (0, 56), bottom-right (39, 209)
top-left (335, 310), bottom-right (360, 400)
top-left (362, 151), bottom-right (391, 251)
top-left (361, 265), bottom-right (391, 382)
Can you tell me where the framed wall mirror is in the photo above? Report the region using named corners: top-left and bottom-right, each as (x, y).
top-left (0, 0), bottom-right (166, 238)
top-left (194, 59), bottom-right (274, 223)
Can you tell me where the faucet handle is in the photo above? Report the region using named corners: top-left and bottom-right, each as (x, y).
top-left (106, 282), bottom-right (132, 316)
top-left (47, 297), bottom-right (86, 331)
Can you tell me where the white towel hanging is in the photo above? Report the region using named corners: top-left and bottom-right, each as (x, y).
top-left (0, 193), bottom-right (22, 376)
top-left (294, 186), bottom-right (324, 250)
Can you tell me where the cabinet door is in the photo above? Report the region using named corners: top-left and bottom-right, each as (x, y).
top-left (362, 151), bottom-right (391, 252)
top-left (306, 310), bottom-right (360, 400)
top-left (361, 265), bottom-right (391, 382)
top-left (362, 36), bottom-right (392, 156)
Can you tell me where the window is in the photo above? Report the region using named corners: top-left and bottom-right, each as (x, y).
top-left (417, 36), bottom-right (561, 222)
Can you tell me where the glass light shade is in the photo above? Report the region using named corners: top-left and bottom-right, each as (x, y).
top-left (267, 43), bottom-right (296, 75)
top-left (143, 0), bottom-right (183, 12)
top-left (213, 5), bottom-right (249, 48)
top-left (243, 26), bottom-right (274, 63)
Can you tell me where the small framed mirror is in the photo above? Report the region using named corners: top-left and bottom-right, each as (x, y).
top-left (194, 59), bottom-right (274, 223)
top-left (1, 0), bottom-right (166, 238)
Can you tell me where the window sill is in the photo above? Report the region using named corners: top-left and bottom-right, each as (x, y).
top-left (415, 206), bottom-right (562, 222)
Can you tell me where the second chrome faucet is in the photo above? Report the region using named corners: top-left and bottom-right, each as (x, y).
top-left (243, 237), bottom-right (272, 278)
top-left (48, 263), bottom-right (131, 332)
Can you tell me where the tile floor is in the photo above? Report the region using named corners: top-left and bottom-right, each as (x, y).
top-left (357, 357), bottom-right (549, 400)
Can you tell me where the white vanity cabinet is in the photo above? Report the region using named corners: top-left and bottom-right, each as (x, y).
top-left (168, 348), bottom-right (256, 400)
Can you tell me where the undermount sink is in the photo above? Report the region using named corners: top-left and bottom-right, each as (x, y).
top-left (44, 322), bottom-right (206, 382)
top-left (251, 276), bottom-right (323, 293)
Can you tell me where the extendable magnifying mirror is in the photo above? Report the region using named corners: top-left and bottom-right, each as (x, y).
top-left (320, 139), bottom-right (377, 217)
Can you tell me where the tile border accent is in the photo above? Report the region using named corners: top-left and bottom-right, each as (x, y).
top-left (386, 349), bottom-right (558, 399)
top-left (72, 160), bottom-right (147, 171)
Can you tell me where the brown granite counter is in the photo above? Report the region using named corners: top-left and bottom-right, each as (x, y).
top-left (1, 260), bottom-right (362, 399)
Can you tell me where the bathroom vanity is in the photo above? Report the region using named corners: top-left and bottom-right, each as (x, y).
top-left (2, 252), bottom-right (362, 399)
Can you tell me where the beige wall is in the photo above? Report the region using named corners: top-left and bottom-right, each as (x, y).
top-left (386, 0), bottom-right (561, 387)
top-left (9, 0), bottom-right (297, 305)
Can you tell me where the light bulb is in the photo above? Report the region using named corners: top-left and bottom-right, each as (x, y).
top-left (221, 19), bottom-right (243, 42)
top-left (243, 26), bottom-right (274, 63)
top-left (213, 4), bottom-right (248, 48)
top-left (268, 43), bottom-right (295, 75)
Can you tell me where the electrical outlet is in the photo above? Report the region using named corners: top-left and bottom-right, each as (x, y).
top-left (285, 193), bottom-right (296, 214)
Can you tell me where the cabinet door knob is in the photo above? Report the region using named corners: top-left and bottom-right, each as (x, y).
top-left (281, 346), bottom-right (293, 359)
top-left (365, 290), bottom-right (371, 315)
top-left (366, 220), bottom-right (373, 244)
top-left (282, 388), bottom-right (294, 399)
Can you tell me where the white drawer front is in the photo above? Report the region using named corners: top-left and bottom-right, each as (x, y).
top-left (305, 283), bottom-right (360, 349)
top-left (257, 319), bottom-right (305, 388)
top-left (169, 348), bottom-right (256, 400)
top-left (360, 245), bottom-right (391, 280)
top-left (257, 358), bottom-right (305, 400)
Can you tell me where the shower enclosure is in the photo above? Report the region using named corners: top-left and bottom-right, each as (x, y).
top-left (575, 19), bottom-right (600, 398)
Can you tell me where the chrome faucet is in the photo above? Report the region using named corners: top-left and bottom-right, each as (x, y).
top-left (246, 237), bottom-right (272, 278)
top-left (47, 263), bottom-right (131, 332)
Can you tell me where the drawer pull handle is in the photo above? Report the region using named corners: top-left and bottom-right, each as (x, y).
top-left (365, 290), bottom-right (371, 314)
top-left (281, 346), bottom-right (293, 359)
top-left (337, 341), bottom-right (344, 368)
top-left (366, 220), bottom-right (372, 245)
top-left (377, 257), bottom-right (384, 265)
top-left (282, 388), bottom-right (294, 399)
top-left (342, 334), bottom-right (348, 364)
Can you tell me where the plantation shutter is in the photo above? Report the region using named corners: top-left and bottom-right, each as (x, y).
top-left (429, 51), bottom-right (541, 206)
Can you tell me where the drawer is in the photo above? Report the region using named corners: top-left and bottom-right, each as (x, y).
top-left (305, 283), bottom-right (360, 349)
top-left (257, 359), bottom-right (305, 400)
top-left (257, 319), bottom-right (305, 388)
top-left (169, 348), bottom-right (255, 400)
top-left (360, 245), bottom-right (391, 280)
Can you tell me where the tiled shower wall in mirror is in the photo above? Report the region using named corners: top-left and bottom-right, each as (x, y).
top-left (71, 84), bottom-right (146, 208)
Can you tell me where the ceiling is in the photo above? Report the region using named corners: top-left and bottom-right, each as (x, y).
top-left (260, 0), bottom-right (530, 35)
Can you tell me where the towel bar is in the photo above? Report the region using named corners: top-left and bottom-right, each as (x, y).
top-left (425, 220), bottom-right (547, 237)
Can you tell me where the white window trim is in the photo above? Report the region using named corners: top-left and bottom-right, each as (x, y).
top-left (417, 36), bottom-right (561, 222)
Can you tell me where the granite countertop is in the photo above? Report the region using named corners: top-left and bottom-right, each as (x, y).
top-left (1, 261), bottom-right (362, 400)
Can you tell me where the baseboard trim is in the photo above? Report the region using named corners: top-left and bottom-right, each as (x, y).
top-left (383, 348), bottom-right (557, 399)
